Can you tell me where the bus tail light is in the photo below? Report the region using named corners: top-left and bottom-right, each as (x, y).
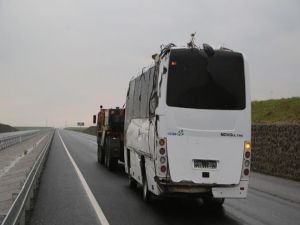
top-left (159, 148), bottom-right (166, 155)
top-left (157, 138), bottom-right (168, 177)
top-left (244, 141), bottom-right (251, 160)
top-left (245, 151), bottom-right (251, 159)
top-left (159, 139), bottom-right (165, 146)
top-left (245, 142), bottom-right (251, 151)
top-left (241, 141), bottom-right (251, 178)
top-left (160, 156), bottom-right (166, 164)
top-left (244, 160), bottom-right (250, 167)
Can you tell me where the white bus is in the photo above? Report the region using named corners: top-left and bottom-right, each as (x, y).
top-left (124, 43), bottom-right (251, 205)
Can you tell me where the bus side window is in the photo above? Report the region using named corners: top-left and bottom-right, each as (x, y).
top-left (149, 66), bottom-right (158, 117)
top-left (133, 76), bottom-right (142, 118)
top-left (127, 80), bottom-right (135, 120)
top-left (140, 71), bottom-right (150, 118)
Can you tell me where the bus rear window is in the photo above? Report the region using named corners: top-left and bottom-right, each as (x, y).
top-left (166, 49), bottom-right (245, 110)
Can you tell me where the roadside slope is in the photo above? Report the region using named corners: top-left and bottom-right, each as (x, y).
top-left (0, 124), bottom-right (18, 133)
top-left (252, 97), bottom-right (300, 123)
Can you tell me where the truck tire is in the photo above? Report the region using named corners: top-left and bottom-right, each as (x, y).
top-left (104, 142), bottom-right (109, 168)
top-left (106, 153), bottom-right (113, 170)
top-left (97, 145), bottom-right (105, 165)
top-left (105, 138), bottom-right (115, 170)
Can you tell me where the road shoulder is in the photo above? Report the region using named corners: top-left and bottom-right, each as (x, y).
top-left (249, 171), bottom-right (300, 204)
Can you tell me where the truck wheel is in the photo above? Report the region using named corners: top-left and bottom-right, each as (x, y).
top-left (107, 156), bottom-right (116, 171)
top-left (106, 153), bottom-right (113, 170)
top-left (104, 145), bottom-right (109, 168)
top-left (105, 138), bottom-right (115, 170)
top-left (142, 176), bottom-right (152, 203)
top-left (97, 145), bottom-right (105, 165)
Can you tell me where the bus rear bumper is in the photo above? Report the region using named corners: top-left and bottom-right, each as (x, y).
top-left (212, 180), bottom-right (249, 198)
top-left (156, 178), bottom-right (249, 198)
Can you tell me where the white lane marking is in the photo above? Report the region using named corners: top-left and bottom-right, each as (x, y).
top-left (58, 130), bottom-right (109, 225)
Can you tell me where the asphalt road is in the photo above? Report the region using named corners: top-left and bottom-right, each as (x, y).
top-left (30, 129), bottom-right (300, 225)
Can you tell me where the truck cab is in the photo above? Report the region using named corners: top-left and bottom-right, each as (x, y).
top-left (93, 106), bottom-right (125, 170)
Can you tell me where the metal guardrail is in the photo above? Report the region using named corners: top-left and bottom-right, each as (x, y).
top-left (0, 131), bottom-right (39, 151)
top-left (1, 130), bottom-right (54, 225)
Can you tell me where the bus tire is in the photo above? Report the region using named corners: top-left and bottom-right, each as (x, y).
top-left (128, 175), bottom-right (137, 189)
top-left (142, 176), bottom-right (152, 203)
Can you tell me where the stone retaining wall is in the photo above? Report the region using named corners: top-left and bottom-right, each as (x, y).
top-left (251, 124), bottom-right (300, 181)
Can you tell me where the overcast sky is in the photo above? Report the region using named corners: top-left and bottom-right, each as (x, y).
top-left (0, 0), bottom-right (299, 127)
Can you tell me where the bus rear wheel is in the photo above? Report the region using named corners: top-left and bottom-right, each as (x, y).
top-left (128, 175), bottom-right (137, 189)
top-left (142, 176), bottom-right (152, 202)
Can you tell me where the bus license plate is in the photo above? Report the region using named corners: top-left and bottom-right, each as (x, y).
top-left (193, 160), bottom-right (217, 169)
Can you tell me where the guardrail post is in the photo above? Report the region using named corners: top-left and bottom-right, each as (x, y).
top-left (24, 198), bottom-right (30, 225)
top-left (19, 211), bottom-right (25, 225)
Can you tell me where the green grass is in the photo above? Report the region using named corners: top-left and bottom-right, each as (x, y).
top-left (252, 97), bottom-right (300, 123)
top-left (15, 126), bottom-right (51, 131)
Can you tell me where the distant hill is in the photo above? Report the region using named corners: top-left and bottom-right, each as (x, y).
top-left (252, 97), bottom-right (300, 123)
top-left (15, 127), bottom-right (50, 131)
top-left (65, 127), bottom-right (86, 132)
top-left (0, 123), bottom-right (18, 133)
top-left (65, 126), bottom-right (97, 136)
top-left (83, 126), bottom-right (97, 136)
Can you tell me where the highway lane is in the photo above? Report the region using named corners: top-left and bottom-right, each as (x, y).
top-left (30, 130), bottom-right (100, 225)
top-left (31, 129), bottom-right (300, 225)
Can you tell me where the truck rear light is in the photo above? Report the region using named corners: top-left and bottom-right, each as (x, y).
top-left (159, 148), bottom-right (166, 155)
top-left (244, 168), bottom-right (249, 176)
top-left (161, 165), bottom-right (167, 173)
